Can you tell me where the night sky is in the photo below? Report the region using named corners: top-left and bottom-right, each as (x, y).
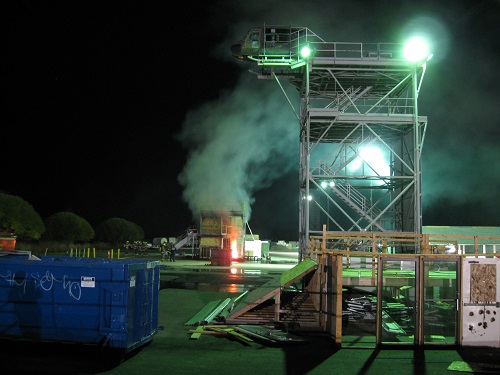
top-left (4, 1), bottom-right (499, 241)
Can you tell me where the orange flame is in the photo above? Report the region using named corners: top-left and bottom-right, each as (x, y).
top-left (231, 239), bottom-right (238, 259)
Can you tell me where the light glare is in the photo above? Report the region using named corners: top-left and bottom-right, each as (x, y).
top-left (403, 37), bottom-right (429, 62)
top-left (301, 46), bottom-right (311, 58)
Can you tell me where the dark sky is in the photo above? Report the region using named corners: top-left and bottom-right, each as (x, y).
top-left (4, 1), bottom-right (499, 241)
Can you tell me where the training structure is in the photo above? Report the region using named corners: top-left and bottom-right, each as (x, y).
top-left (231, 25), bottom-right (430, 258)
top-left (198, 204), bottom-right (246, 263)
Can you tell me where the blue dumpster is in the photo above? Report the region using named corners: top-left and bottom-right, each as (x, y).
top-left (0, 252), bottom-right (160, 353)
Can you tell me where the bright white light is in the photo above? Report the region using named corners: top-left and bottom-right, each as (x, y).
top-left (301, 45), bottom-right (311, 59)
top-left (404, 37), bottom-right (429, 62)
top-left (445, 244), bottom-right (456, 254)
top-left (320, 181), bottom-right (335, 189)
top-left (349, 146), bottom-right (390, 176)
top-left (351, 156), bottom-right (362, 171)
top-left (307, 195), bottom-right (312, 201)
top-left (360, 147), bottom-right (381, 160)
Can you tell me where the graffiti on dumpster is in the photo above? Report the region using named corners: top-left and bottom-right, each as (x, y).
top-left (0, 270), bottom-right (82, 300)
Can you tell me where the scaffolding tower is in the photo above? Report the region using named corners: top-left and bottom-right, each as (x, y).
top-left (235, 26), bottom-right (429, 258)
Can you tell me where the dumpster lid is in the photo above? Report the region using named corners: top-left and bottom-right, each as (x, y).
top-left (0, 250), bottom-right (41, 260)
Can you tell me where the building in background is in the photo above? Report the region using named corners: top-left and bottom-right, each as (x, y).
top-left (199, 207), bottom-right (245, 260)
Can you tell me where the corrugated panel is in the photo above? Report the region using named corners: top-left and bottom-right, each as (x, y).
top-left (280, 258), bottom-right (317, 285)
top-left (185, 294), bottom-right (250, 326)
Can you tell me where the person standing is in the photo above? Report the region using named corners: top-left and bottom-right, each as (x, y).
top-left (160, 242), bottom-right (167, 261)
top-left (170, 245), bottom-right (176, 262)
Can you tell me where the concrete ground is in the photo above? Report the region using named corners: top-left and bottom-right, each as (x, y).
top-left (1, 258), bottom-right (499, 374)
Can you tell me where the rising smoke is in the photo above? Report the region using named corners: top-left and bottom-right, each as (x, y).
top-left (177, 74), bottom-right (299, 223)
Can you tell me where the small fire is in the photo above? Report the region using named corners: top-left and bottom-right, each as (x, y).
top-left (231, 239), bottom-right (238, 259)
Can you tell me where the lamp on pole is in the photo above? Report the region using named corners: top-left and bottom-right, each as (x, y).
top-left (403, 36), bottom-right (432, 234)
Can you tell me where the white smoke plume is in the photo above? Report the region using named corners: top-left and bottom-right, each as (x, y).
top-left (177, 74), bottom-right (299, 223)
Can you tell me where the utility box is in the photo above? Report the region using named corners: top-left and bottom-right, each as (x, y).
top-left (0, 252), bottom-right (161, 353)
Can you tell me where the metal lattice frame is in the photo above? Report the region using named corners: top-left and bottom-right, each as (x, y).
top-left (247, 29), bottom-right (428, 259)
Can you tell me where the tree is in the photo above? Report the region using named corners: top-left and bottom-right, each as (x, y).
top-left (43, 212), bottom-right (95, 243)
top-left (0, 193), bottom-right (45, 240)
top-left (96, 218), bottom-right (144, 246)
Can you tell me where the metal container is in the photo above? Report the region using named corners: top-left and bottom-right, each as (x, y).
top-left (0, 236), bottom-right (16, 250)
top-left (0, 252), bottom-right (160, 352)
top-left (210, 248), bottom-right (232, 266)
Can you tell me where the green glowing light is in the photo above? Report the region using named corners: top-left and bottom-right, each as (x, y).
top-left (403, 37), bottom-right (430, 62)
top-left (300, 45), bottom-right (311, 59)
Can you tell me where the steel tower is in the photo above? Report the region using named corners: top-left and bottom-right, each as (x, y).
top-left (232, 26), bottom-right (429, 258)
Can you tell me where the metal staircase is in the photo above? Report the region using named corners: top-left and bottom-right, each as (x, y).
top-left (329, 178), bottom-right (386, 232)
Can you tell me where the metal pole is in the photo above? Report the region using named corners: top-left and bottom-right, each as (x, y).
top-left (413, 63), bottom-right (422, 235)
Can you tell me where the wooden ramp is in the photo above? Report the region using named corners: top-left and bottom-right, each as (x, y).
top-left (185, 258), bottom-right (319, 327)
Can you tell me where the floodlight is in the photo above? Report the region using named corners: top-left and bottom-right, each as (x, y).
top-left (403, 37), bottom-right (429, 62)
top-left (300, 45), bottom-right (311, 59)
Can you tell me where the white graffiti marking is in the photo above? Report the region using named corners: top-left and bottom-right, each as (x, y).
top-left (0, 270), bottom-right (82, 300)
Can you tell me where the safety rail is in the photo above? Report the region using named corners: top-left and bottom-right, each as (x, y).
top-left (311, 41), bottom-right (405, 60)
top-left (308, 229), bottom-right (500, 256)
top-left (257, 28), bottom-right (406, 66)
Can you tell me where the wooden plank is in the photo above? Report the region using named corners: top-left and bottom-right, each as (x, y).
top-left (208, 327), bottom-right (254, 344)
top-left (226, 330), bottom-right (254, 343)
top-left (190, 325), bottom-right (205, 340)
top-left (188, 325), bottom-right (254, 344)
top-left (189, 330), bottom-right (226, 335)
top-left (203, 325), bottom-right (229, 329)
